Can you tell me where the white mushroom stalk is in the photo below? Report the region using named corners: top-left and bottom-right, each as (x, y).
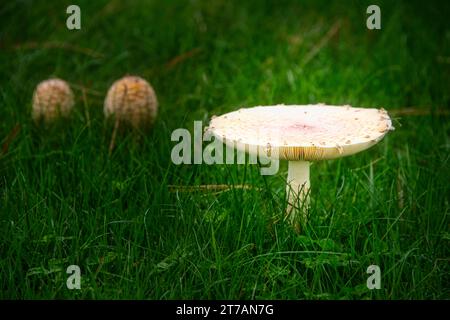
top-left (208, 104), bottom-right (394, 233)
top-left (286, 160), bottom-right (310, 225)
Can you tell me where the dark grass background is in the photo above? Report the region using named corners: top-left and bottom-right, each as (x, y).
top-left (0, 0), bottom-right (449, 299)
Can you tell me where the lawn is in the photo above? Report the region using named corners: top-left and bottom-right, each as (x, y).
top-left (0, 0), bottom-right (449, 299)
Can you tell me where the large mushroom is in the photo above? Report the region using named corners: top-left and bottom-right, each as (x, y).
top-left (207, 104), bottom-right (394, 232)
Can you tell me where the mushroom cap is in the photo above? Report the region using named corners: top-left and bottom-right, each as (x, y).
top-left (104, 75), bottom-right (158, 128)
top-left (32, 78), bottom-right (74, 122)
top-left (207, 104), bottom-right (393, 161)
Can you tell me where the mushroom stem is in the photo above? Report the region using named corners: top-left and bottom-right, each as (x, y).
top-left (286, 160), bottom-right (310, 232)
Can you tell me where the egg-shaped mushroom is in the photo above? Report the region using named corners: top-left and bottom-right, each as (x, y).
top-left (32, 78), bottom-right (75, 123)
top-left (104, 75), bottom-right (158, 129)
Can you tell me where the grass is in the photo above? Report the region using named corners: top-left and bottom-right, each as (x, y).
top-left (0, 0), bottom-right (449, 299)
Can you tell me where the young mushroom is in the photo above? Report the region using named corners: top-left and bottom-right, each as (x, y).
top-left (104, 75), bottom-right (158, 154)
top-left (104, 75), bottom-right (158, 129)
top-left (207, 104), bottom-right (394, 233)
top-left (32, 78), bottom-right (74, 123)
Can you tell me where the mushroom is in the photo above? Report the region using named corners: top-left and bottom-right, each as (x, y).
top-left (207, 104), bottom-right (394, 232)
top-left (32, 78), bottom-right (74, 123)
top-left (104, 75), bottom-right (158, 129)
